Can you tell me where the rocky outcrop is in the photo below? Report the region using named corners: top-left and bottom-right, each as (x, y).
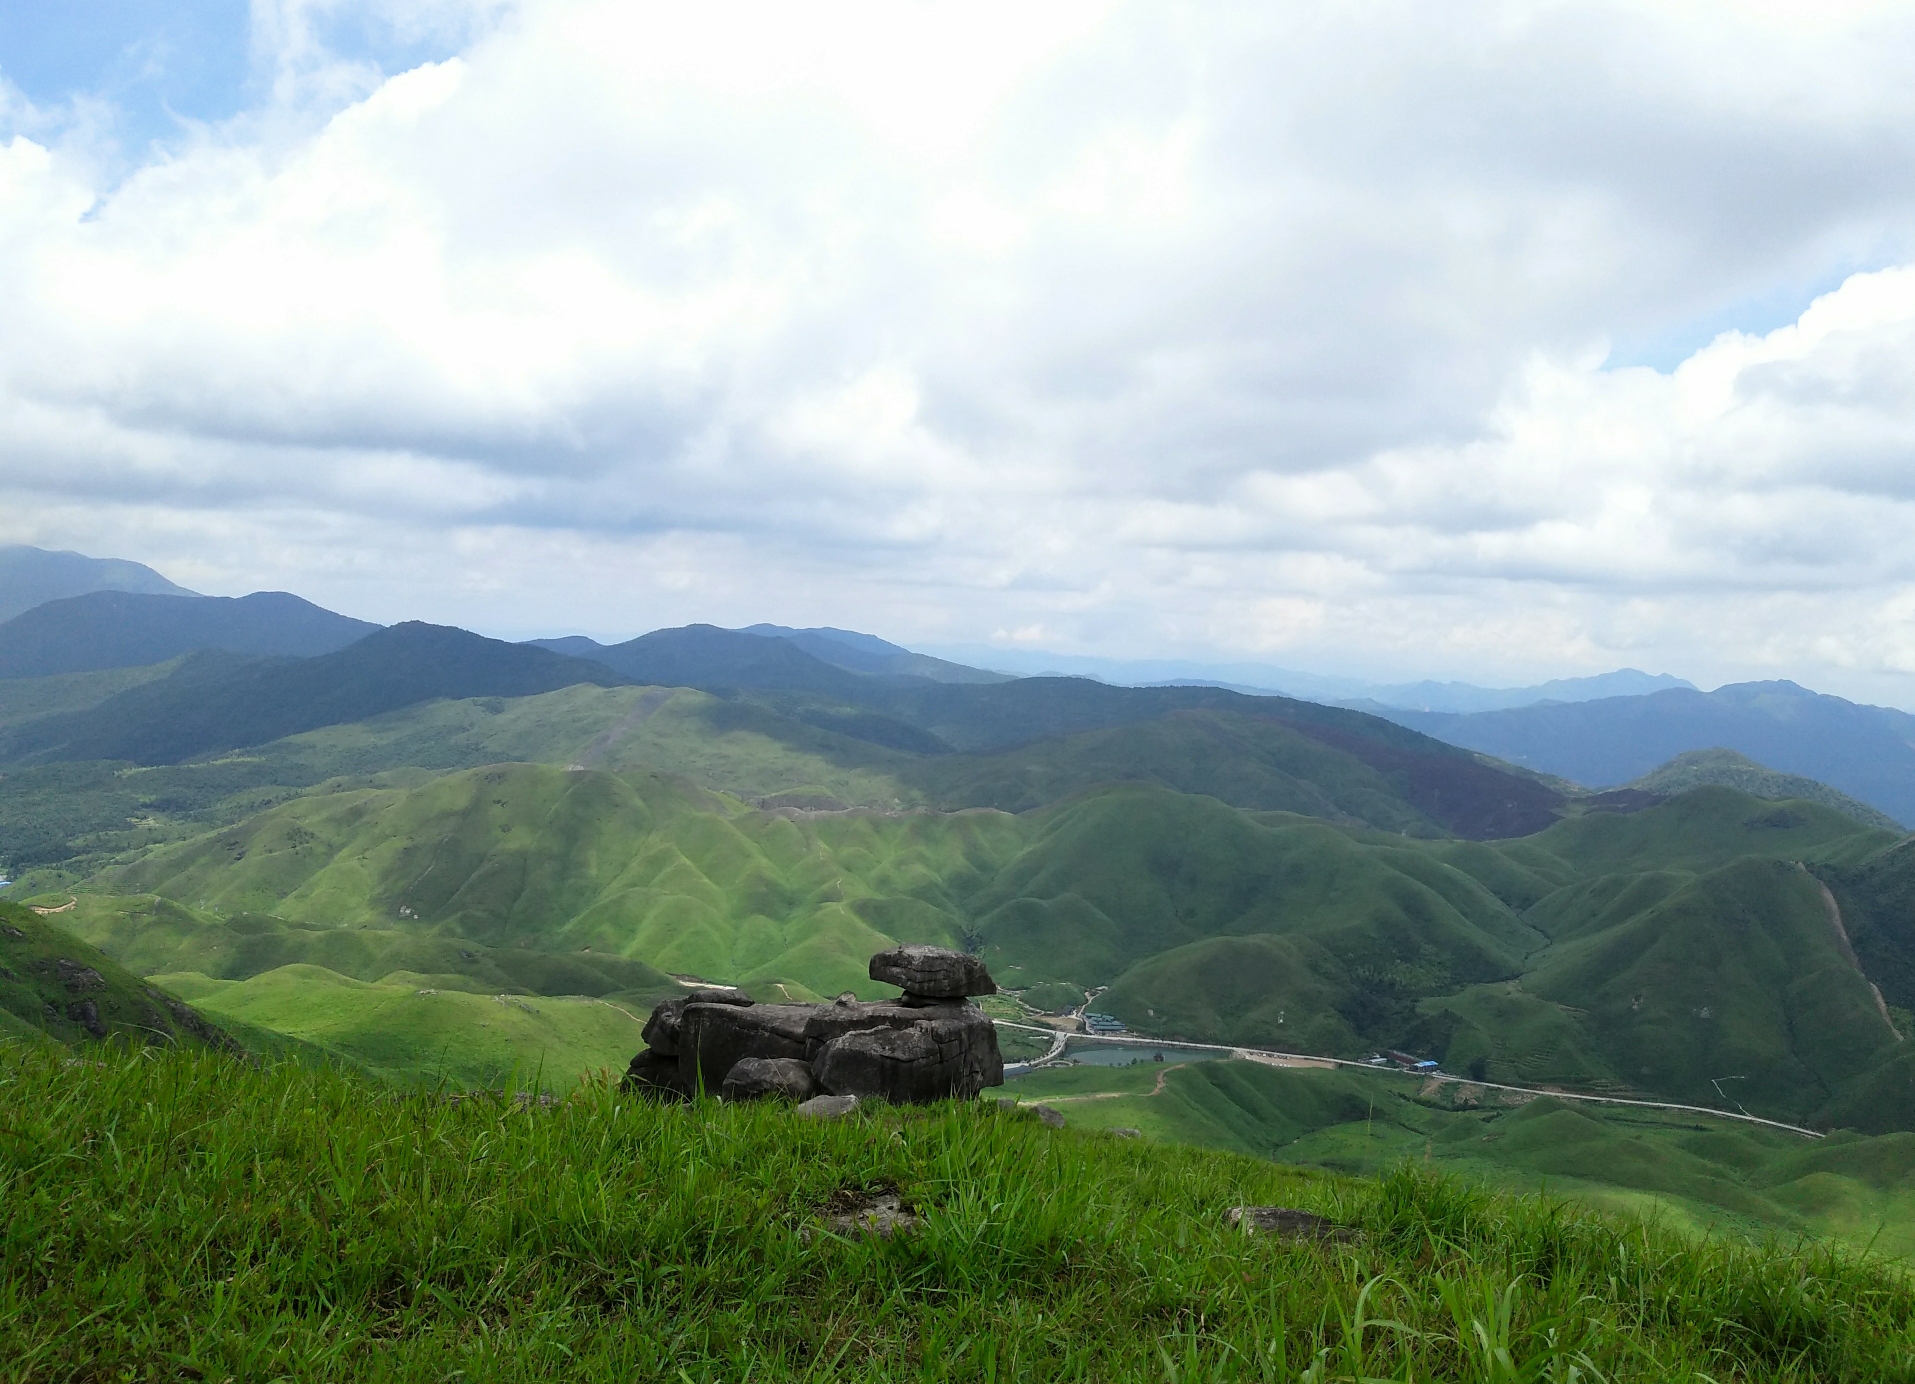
top-left (868, 944), bottom-right (995, 1000)
top-left (623, 946), bottom-right (1004, 1105)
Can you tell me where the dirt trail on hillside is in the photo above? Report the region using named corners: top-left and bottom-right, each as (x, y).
top-left (571, 688), bottom-right (676, 769)
top-left (28, 897), bottom-right (76, 916)
top-left (1812, 874), bottom-right (1900, 1040)
top-left (1028, 1063), bottom-right (1187, 1103)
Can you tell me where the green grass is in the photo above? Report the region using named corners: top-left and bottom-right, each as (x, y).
top-left (6, 1045), bottom-right (1915, 1381)
top-left (0, 901), bottom-right (237, 1054)
top-left (1008, 1057), bottom-right (1915, 1260)
top-left (152, 964), bottom-right (650, 1090)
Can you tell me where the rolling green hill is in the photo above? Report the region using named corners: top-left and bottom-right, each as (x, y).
top-left (0, 899), bottom-right (240, 1054)
top-left (155, 965), bottom-right (651, 1089)
top-left (1629, 747), bottom-right (1901, 831)
top-left (41, 760), bottom-right (1915, 1131)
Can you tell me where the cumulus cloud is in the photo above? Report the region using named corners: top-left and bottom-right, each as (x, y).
top-left (4, 0), bottom-right (1915, 698)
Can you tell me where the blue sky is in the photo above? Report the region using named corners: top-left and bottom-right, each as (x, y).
top-left (4, 1), bottom-right (1915, 703)
top-left (0, 1), bottom-right (250, 130)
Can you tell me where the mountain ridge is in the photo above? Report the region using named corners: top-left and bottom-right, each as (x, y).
top-left (0, 590), bottom-right (380, 679)
top-left (0, 545), bottom-right (198, 624)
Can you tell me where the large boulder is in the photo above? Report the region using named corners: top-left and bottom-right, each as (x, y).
top-left (625, 949), bottom-right (1005, 1105)
top-left (812, 1007), bottom-right (1002, 1102)
top-left (868, 945), bottom-right (996, 1000)
top-left (677, 1001), bottom-right (814, 1094)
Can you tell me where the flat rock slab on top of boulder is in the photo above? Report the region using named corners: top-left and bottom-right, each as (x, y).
top-left (868, 945), bottom-right (995, 999)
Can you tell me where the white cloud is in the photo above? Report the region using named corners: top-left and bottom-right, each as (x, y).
top-left (4, 0), bottom-right (1915, 699)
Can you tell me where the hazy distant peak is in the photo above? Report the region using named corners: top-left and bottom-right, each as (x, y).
top-left (0, 545), bottom-right (197, 623)
top-left (738, 623), bottom-right (908, 659)
top-left (734, 624), bottom-right (1011, 684)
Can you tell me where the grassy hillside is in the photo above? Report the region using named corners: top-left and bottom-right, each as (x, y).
top-left (5, 1045), bottom-right (1913, 1381)
top-left (34, 758), bottom-right (1915, 1130)
top-left (83, 767), bottom-right (1549, 1026)
top-left (0, 900), bottom-right (239, 1054)
top-left (0, 659), bottom-right (182, 730)
top-left (0, 678), bottom-right (1561, 882)
top-left (1008, 1057), bottom-right (1915, 1258)
top-left (156, 965), bottom-right (650, 1089)
top-left (1630, 748), bottom-right (1902, 831)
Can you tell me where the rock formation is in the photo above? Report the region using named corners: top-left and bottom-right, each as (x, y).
top-left (623, 945), bottom-right (1003, 1105)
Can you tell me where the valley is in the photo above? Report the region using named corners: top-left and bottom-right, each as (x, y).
top-left (4, 584), bottom-right (1915, 1263)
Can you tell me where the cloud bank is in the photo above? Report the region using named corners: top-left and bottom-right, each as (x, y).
top-left (4, 0), bottom-right (1915, 698)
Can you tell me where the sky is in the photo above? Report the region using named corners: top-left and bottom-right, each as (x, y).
top-left (4, 2), bottom-right (1915, 702)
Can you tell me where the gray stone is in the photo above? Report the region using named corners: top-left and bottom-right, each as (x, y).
top-left (820, 1190), bottom-right (916, 1238)
top-left (722, 1056), bottom-right (818, 1102)
top-left (868, 944), bottom-right (996, 999)
top-left (626, 947), bottom-right (1007, 1108)
top-left (677, 1002), bottom-right (814, 1094)
top-left (812, 1008), bottom-right (1002, 1103)
top-left (1030, 1103), bottom-right (1066, 1129)
top-left (795, 1093), bottom-right (860, 1119)
top-left (1111, 1127), bottom-right (1141, 1139)
top-left (685, 986), bottom-right (753, 1006)
top-left (640, 999), bottom-right (686, 1057)
top-left (801, 997), bottom-right (955, 1047)
top-left (624, 1048), bottom-right (688, 1100)
top-left (1225, 1207), bottom-right (1360, 1243)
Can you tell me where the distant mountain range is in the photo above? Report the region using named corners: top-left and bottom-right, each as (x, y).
top-left (0, 591), bottom-right (380, 679)
top-left (915, 645), bottom-right (1694, 713)
top-left (0, 548), bottom-right (1910, 832)
top-left (0, 623), bottom-right (627, 765)
top-left (0, 545), bottom-right (197, 623)
top-left (1380, 682), bottom-right (1915, 827)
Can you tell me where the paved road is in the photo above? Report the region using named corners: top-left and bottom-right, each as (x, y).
top-left (990, 1020), bottom-right (1825, 1139)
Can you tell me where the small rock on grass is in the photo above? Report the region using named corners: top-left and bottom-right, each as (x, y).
top-left (1226, 1207), bottom-right (1360, 1243)
top-left (795, 1093), bottom-right (860, 1119)
top-left (820, 1189), bottom-right (917, 1239)
top-left (1111, 1127), bottom-right (1141, 1139)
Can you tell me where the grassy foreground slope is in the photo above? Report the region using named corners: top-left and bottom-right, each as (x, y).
top-left (1007, 1058), bottom-right (1915, 1259)
top-left (4, 1046), bottom-right (1914, 1383)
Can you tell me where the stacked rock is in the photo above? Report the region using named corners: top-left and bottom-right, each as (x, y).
top-left (623, 945), bottom-right (1002, 1105)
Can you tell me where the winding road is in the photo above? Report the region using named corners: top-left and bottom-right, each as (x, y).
top-left (991, 1020), bottom-right (1827, 1139)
